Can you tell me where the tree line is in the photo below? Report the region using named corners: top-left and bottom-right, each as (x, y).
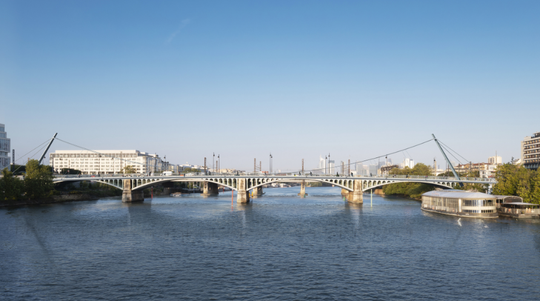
top-left (492, 164), bottom-right (540, 204)
top-left (0, 159), bottom-right (54, 203)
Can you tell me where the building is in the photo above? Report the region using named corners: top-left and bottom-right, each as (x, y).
top-left (328, 160), bottom-right (335, 175)
top-left (400, 158), bottom-right (415, 169)
top-left (521, 132), bottom-right (540, 170)
top-left (0, 123), bottom-right (10, 171)
top-left (50, 150), bottom-right (169, 174)
top-left (454, 156), bottom-right (503, 178)
top-left (488, 156), bottom-right (502, 165)
top-left (319, 156), bottom-right (326, 174)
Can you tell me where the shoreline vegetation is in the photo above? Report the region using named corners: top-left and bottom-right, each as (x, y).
top-left (2, 161), bottom-right (539, 207)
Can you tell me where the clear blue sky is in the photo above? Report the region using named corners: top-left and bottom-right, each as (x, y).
top-left (1, 0), bottom-right (539, 171)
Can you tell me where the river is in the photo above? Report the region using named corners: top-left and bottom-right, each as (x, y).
top-left (1, 187), bottom-right (540, 300)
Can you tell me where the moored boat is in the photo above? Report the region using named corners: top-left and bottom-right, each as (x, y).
top-left (421, 190), bottom-right (498, 218)
top-left (495, 195), bottom-right (540, 219)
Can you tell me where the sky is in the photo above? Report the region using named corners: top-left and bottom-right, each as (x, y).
top-left (1, 0), bottom-right (539, 172)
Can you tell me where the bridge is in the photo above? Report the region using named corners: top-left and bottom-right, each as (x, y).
top-left (53, 174), bottom-right (496, 204)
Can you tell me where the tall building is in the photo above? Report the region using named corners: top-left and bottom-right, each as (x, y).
top-left (521, 132), bottom-right (540, 170)
top-left (328, 160), bottom-right (335, 175)
top-left (319, 156), bottom-right (326, 174)
top-left (0, 123), bottom-right (10, 171)
top-left (400, 158), bottom-right (415, 169)
top-left (50, 150), bottom-right (169, 174)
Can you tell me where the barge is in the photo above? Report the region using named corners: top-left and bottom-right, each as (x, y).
top-left (421, 190), bottom-right (498, 218)
top-left (495, 195), bottom-right (540, 219)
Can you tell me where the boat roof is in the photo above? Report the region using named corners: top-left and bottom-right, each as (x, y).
top-left (501, 202), bottom-right (539, 207)
top-left (422, 189), bottom-right (497, 200)
top-left (492, 195), bottom-right (524, 202)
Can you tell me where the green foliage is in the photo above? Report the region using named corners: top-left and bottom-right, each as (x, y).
top-left (383, 182), bottom-right (436, 199)
top-left (493, 164), bottom-right (539, 203)
top-left (389, 163), bottom-right (433, 176)
top-left (182, 167), bottom-right (201, 173)
top-left (10, 164), bottom-right (26, 175)
top-left (121, 165), bottom-right (136, 174)
top-left (24, 159), bottom-right (54, 200)
top-left (0, 168), bottom-right (24, 203)
top-left (384, 163), bottom-right (435, 199)
top-left (61, 168), bottom-right (81, 174)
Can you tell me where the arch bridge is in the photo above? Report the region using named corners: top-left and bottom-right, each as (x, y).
top-left (53, 174), bottom-right (496, 204)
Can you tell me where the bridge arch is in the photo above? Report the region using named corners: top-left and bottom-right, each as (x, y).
top-left (247, 177), bottom-right (354, 191)
top-left (362, 179), bottom-right (456, 192)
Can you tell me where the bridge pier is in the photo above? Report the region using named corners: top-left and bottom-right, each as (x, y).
top-left (202, 182), bottom-right (219, 196)
top-left (236, 178), bottom-right (250, 204)
top-left (251, 186), bottom-right (263, 198)
top-left (343, 180), bottom-right (363, 204)
top-left (122, 179), bottom-right (144, 203)
top-left (298, 180), bottom-right (307, 198)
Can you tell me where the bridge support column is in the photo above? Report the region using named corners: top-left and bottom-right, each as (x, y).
top-left (344, 180), bottom-right (363, 204)
top-left (298, 180), bottom-right (307, 198)
top-left (202, 182), bottom-right (219, 196)
top-left (236, 178), bottom-right (250, 204)
top-left (122, 179), bottom-right (144, 203)
top-left (251, 186), bottom-right (263, 198)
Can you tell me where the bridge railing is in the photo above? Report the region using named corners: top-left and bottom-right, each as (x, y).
top-left (53, 173), bottom-right (496, 183)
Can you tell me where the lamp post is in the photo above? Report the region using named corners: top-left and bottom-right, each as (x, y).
top-left (328, 153), bottom-right (331, 175)
top-left (269, 153), bottom-right (273, 174)
top-left (213, 152), bottom-right (215, 174)
top-left (218, 154), bottom-right (220, 174)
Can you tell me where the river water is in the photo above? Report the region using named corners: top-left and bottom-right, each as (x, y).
top-left (1, 187), bottom-right (540, 300)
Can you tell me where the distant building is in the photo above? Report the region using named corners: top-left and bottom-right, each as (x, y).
top-left (454, 156), bottom-right (502, 178)
top-left (319, 156), bottom-right (326, 174)
top-left (380, 164), bottom-right (399, 176)
top-left (521, 132), bottom-right (540, 170)
top-left (400, 158), bottom-right (415, 169)
top-left (488, 156), bottom-right (502, 165)
top-left (50, 150), bottom-right (169, 174)
top-left (328, 160), bottom-right (335, 175)
top-left (0, 123), bottom-right (10, 171)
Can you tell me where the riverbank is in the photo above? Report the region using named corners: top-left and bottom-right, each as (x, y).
top-left (0, 193), bottom-right (101, 208)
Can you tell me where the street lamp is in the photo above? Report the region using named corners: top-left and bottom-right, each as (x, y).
top-left (269, 153), bottom-right (273, 174)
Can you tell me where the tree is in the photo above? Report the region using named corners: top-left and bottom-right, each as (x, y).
top-left (493, 164), bottom-right (538, 203)
top-left (530, 168), bottom-right (540, 204)
top-left (61, 168), bottom-right (82, 175)
top-left (383, 163), bottom-right (435, 199)
top-left (0, 168), bottom-right (24, 203)
top-left (24, 159), bottom-right (54, 200)
top-left (121, 165), bottom-right (136, 174)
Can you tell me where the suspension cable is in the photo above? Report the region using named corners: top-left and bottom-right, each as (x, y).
top-left (438, 140), bottom-right (470, 163)
top-left (440, 144), bottom-right (464, 166)
top-left (306, 138), bottom-right (434, 173)
top-left (13, 138), bottom-right (51, 164)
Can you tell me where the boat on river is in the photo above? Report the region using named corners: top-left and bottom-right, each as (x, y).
top-left (495, 195), bottom-right (540, 219)
top-left (421, 190), bottom-right (498, 218)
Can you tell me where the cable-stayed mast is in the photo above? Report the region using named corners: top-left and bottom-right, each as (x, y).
top-left (38, 133), bottom-right (57, 165)
top-left (432, 134), bottom-right (463, 187)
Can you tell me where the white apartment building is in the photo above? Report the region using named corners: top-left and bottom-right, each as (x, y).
top-left (50, 150), bottom-right (169, 174)
top-left (521, 132), bottom-right (540, 170)
top-left (0, 123), bottom-right (10, 171)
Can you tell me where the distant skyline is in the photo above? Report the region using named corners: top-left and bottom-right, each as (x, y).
top-left (1, 0), bottom-right (539, 172)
